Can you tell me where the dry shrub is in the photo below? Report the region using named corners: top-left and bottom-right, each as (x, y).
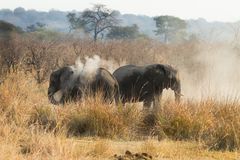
top-left (65, 98), bottom-right (136, 138)
top-left (28, 106), bottom-right (57, 131)
top-left (0, 33), bottom-right (25, 74)
top-left (0, 33), bottom-right (203, 85)
top-left (136, 112), bottom-right (159, 138)
top-left (154, 100), bottom-right (240, 151)
top-left (159, 101), bottom-right (201, 140)
top-left (205, 102), bottom-right (240, 151)
top-left (135, 99), bottom-right (240, 151)
top-left (117, 103), bottom-right (141, 130)
top-left (71, 38), bottom-right (165, 65)
top-left (0, 70), bottom-right (36, 125)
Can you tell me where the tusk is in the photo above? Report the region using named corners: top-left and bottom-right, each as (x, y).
top-left (53, 90), bottom-right (63, 103)
top-left (175, 92), bottom-right (184, 97)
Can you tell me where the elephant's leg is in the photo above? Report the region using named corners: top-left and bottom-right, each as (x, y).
top-left (153, 93), bottom-right (162, 113)
top-left (114, 86), bottom-right (120, 106)
top-left (114, 94), bottom-right (120, 106)
top-left (143, 98), bottom-right (152, 112)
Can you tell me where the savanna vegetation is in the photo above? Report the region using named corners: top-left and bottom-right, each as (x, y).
top-left (0, 5), bottom-right (240, 159)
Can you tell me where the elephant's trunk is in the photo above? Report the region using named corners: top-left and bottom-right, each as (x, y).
top-left (48, 87), bottom-right (63, 105)
top-left (48, 87), bottom-right (56, 104)
top-left (173, 79), bottom-right (182, 103)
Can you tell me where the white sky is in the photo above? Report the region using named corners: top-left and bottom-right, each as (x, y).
top-left (1, 0), bottom-right (240, 22)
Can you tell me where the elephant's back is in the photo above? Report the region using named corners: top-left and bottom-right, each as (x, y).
top-left (113, 65), bottom-right (145, 81)
top-left (113, 65), bottom-right (152, 102)
top-left (96, 68), bottom-right (118, 86)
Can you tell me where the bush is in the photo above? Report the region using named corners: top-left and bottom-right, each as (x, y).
top-left (153, 100), bottom-right (240, 151)
top-left (65, 100), bottom-right (130, 138)
top-left (28, 106), bottom-right (57, 131)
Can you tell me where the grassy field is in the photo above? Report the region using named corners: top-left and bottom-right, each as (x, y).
top-left (2, 137), bottom-right (239, 160)
top-left (0, 70), bottom-right (239, 159)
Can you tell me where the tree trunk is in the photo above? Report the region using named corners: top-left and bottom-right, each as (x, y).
top-left (94, 28), bottom-right (98, 42)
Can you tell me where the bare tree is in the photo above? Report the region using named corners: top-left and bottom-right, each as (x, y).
top-left (23, 35), bottom-right (59, 83)
top-left (0, 34), bottom-right (24, 73)
top-left (67, 4), bottom-right (120, 41)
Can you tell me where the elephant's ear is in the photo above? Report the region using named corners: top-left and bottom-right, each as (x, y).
top-left (163, 65), bottom-right (177, 79)
top-left (54, 68), bottom-right (66, 80)
top-left (50, 70), bottom-right (60, 83)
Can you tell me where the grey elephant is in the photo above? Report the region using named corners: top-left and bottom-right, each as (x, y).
top-left (48, 66), bottom-right (120, 105)
top-left (113, 64), bottom-right (182, 111)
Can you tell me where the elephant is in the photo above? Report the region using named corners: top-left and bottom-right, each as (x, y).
top-left (48, 66), bottom-right (120, 105)
top-left (113, 64), bottom-right (182, 112)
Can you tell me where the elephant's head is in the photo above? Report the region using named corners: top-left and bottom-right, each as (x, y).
top-left (154, 64), bottom-right (182, 102)
top-left (48, 66), bottom-right (80, 104)
top-left (163, 65), bottom-right (182, 102)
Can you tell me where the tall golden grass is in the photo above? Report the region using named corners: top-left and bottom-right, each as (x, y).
top-left (0, 70), bottom-right (239, 158)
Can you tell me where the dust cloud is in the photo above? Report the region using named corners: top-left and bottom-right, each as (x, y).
top-left (72, 47), bottom-right (240, 102)
top-left (179, 45), bottom-right (240, 101)
top-left (72, 55), bottom-right (121, 84)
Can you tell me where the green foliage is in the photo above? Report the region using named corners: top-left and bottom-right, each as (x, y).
top-left (107, 24), bottom-right (142, 39)
top-left (0, 20), bottom-right (23, 33)
top-left (0, 20), bottom-right (23, 39)
top-left (66, 13), bottom-right (84, 31)
top-left (154, 15), bottom-right (187, 43)
top-left (26, 29), bottom-right (63, 41)
top-left (26, 22), bottom-right (46, 32)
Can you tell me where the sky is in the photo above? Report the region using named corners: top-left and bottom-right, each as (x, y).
top-left (1, 0), bottom-right (240, 22)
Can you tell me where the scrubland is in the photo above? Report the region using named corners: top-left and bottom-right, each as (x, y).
top-left (0, 35), bottom-right (240, 159)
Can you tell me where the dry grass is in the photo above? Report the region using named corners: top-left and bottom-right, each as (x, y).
top-left (157, 100), bottom-right (240, 151)
top-left (0, 69), bottom-right (239, 159)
